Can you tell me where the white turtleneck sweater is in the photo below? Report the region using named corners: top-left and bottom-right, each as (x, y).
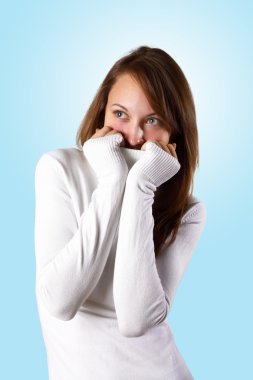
top-left (34, 133), bottom-right (206, 380)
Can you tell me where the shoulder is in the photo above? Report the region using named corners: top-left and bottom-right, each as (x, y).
top-left (35, 146), bottom-right (85, 176)
top-left (36, 146), bottom-right (84, 169)
top-left (34, 146), bottom-right (88, 192)
top-left (181, 194), bottom-right (207, 225)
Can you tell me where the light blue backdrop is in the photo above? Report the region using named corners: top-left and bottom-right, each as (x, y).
top-left (1, 1), bottom-right (252, 379)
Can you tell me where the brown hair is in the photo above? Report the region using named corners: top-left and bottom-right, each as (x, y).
top-left (76, 46), bottom-right (199, 257)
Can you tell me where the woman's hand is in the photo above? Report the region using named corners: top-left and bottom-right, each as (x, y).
top-left (91, 125), bottom-right (126, 147)
top-left (82, 125), bottom-right (128, 183)
top-left (128, 140), bottom-right (181, 188)
top-left (91, 125), bottom-right (122, 139)
top-left (141, 140), bottom-right (178, 160)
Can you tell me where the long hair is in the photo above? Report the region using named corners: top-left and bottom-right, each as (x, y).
top-left (76, 46), bottom-right (199, 257)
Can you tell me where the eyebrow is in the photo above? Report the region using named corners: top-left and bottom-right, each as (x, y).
top-left (112, 103), bottom-right (158, 117)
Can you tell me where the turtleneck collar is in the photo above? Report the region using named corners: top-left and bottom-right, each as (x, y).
top-left (119, 147), bottom-right (145, 169)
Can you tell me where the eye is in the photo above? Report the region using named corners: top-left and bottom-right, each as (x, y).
top-left (146, 117), bottom-right (160, 126)
top-left (113, 110), bottom-right (127, 119)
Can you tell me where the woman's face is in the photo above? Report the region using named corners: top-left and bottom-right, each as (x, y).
top-left (104, 73), bottom-right (170, 149)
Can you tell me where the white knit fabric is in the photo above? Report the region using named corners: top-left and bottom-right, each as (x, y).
top-left (34, 133), bottom-right (206, 380)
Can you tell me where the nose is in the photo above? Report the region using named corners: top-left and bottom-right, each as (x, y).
top-left (125, 123), bottom-right (144, 147)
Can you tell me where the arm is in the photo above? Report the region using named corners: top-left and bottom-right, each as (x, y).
top-left (113, 142), bottom-right (206, 337)
top-left (34, 133), bottom-right (128, 321)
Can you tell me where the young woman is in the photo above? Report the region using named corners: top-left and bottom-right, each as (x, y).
top-left (34, 46), bottom-right (206, 379)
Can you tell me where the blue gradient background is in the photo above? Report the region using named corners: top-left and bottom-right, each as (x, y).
top-left (1, 1), bottom-right (252, 379)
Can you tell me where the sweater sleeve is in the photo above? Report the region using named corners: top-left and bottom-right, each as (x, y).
top-left (113, 148), bottom-right (207, 337)
top-left (34, 134), bottom-right (128, 321)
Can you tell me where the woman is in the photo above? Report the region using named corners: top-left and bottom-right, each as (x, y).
top-left (34, 46), bottom-right (206, 379)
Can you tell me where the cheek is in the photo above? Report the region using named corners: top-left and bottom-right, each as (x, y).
top-left (111, 123), bottom-right (124, 133)
top-left (144, 128), bottom-right (170, 144)
top-left (104, 114), bottom-right (125, 133)
top-left (105, 117), bottom-right (124, 132)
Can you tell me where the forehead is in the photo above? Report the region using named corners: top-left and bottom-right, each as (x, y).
top-left (108, 73), bottom-right (153, 109)
top-left (110, 73), bottom-right (140, 93)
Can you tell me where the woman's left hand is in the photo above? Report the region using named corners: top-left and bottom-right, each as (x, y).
top-left (141, 141), bottom-right (178, 159)
top-left (128, 140), bottom-right (181, 188)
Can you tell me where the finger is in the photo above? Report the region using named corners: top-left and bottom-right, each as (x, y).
top-left (91, 126), bottom-right (114, 139)
top-left (156, 141), bottom-right (178, 158)
top-left (97, 125), bottom-right (114, 137)
top-left (155, 141), bottom-right (171, 154)
top-left (167, 144), bottom-right (178, 158)
top-left (105, 129), bottom-right (120, 136)
top-left (141, 140), bottom-right (159, 151)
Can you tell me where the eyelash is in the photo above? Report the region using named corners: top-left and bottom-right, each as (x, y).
top-left (113, 110), bottom-right (160, 125)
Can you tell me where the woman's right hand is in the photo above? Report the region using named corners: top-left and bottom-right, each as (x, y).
top-left (82, 126), bottom-right (128, 183)
top-left (91, 125), bottom-right (121, 139)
